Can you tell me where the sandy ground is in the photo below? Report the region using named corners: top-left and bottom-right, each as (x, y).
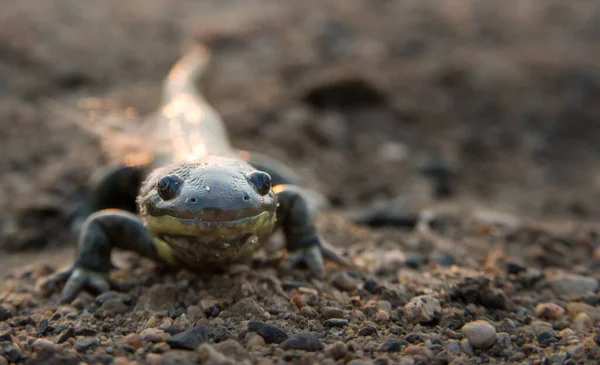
top-left (1, 1), bottom-right (600, 364)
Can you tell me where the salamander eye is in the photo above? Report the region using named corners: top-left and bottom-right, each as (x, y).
top-left (156, 175), bottom-right (182, 200)
top-left (246, 171), bottom-right (271, 196)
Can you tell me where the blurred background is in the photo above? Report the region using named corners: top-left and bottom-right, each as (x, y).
top-left (1, 0), bottom-right (600, 254)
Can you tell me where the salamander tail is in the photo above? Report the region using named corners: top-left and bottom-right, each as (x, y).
top-left (162, 42), bottom-right (211, 101)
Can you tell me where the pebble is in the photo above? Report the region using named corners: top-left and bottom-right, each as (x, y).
top-left (537, 330), bottom-right (558, 347)
top-left (140, 328), bottom-right (168, 343)
top-left (331, 272), bottom-right (359, 291)
top-left (32, 339), bottom-right (56, 352)
top-left (572, 312), bottom-right (592, 333)
top-left (351, 310), bottom-right (366, 323)
top-left (0, 357), bottom-right (7, 365)
top-left (280, 332), bottom-right (323, 351)
top-left (229, 298), bottom-right (265, 319)
top-left (0, 307), bottom-right (11, 321)
top-left (357, 326), bottom-right (377, 337)
top-left (166, 325), bottom-right (208, 350)
top-left (71, 292), bottom-right (93, 310)
top-left (323, 318), bottom-right (348, 328)
top-left (404, 295), bottom-right (441, 324)
top-left (324, 342), bottom-right (347, 360)
top-left (550, 274), bottom-right (598, 296)
top-left (172, 314), bottom-right (193, 332)
top-left (74, 337), bottom-right (99, 353)
top-left (461, 320), bottom-right (497, 349)
top-left (100, 298), bottom-right (130, 315)
top-left (213, 339), bottom-right (248, 361)
top-left (381, 339), bottom-right (408, 352)
top-left (36, 318), bottom-right (49, 336)
top-left (247, 321), bottom-right (288, 344)
top-left (546, 353), bottom-right (567, 365)
top-left (187, 306), bottom-right (204, 321)
top-left (534, 302), bottom-right (565, 320)
top-left (246, 333), bottom-right (266, 350)
top-left (122, 334), bottom-right (142, 349)
top-left (378, 300), bottom-right (392, 312)
top-left (198, 344), bottom-right (228, 363)
top-left (447, 340), bottom-right (461, 355)
top-left (376, 310), bottom-right (390, 322)
top-left (158, 350), bottom-right (203, 365)
top-left (0, 333), bottom-right (11, 342)
top-left (322, 307), bottom-right (345, 319)
top-left (57, 327), bottom-right (75, 343)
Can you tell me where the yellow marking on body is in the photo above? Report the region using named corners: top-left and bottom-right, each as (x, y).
top-left (154, 237), bottom-right (177, 266)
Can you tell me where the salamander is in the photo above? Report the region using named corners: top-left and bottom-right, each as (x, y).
top-left (45, 43), bottom-right (351, 303)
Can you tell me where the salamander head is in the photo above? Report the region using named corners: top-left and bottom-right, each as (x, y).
top-left (138, 156), bottom-right (277, 265)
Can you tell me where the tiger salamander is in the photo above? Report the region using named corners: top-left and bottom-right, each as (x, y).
top-left (46, 43), bottom-right (351, 303)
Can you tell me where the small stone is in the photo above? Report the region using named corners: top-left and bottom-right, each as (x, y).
top-left (100, 298), bottom-right (130, 315)
top-left (57, 327), bottom-right (75, 343)
top-left (534, 302), bottom-right (565, 320)
top-left (461, 320), bottom-right (497, 349)
top-left (433, 254), bottom-right (456, 266)
top-left (550, 274), bottom-right (598, 296)
top-left (378, 300), bottom-right (392, 312)
top-left (566, 344), bottom-right (586, 359)
top-left (247, 321), bottom-right (288, 344)
top-left (331, 272), bottom-right (359, 291)
top-left (111, 357), bottom-right (129, 365)
top-left (74, 337), bottom-right (99, 353)
top-left (0, 357), bottom-right (7, 365)
top-left (159, 318), bottom-right (173, 330)
top-left (0, 333), bottom-right (11, 343)
top-left (280, 332), bottom-right (323, 351)
top-left (166, 325), bottom-right (208, 350)
top-left (0, 307), bottom-right (12, 321)
top-left (172, 314), bottom-right (192, 332)
top-left (381, 339), bottom-right (408, 352)
top-left (376, 310), bottom-right (390, 322)
top-left (300, 306), bottom-right (318, 318)
top-left (322, 307), bottom-right (345, 319)
top-left (187, 306), bottom-right (204, 321)
top-left (246, 333), bottom-right (266, 349)
top-left (32, 339), bottom-right (56, 352)
top-left (36, 318), bottom-right (49, 336)
top-left (122, 334), bottom-right (142, 349)
top-left (357, 326), bottom-right (377, 337)
top-left (71, 292), bottom-right (94, 310)
top-left (140, 328), bottom-right (168, 343)
top-left (214, 339), bottom-right (248, 361)
top-left (351, 310), bottom-right (366, 323)
top-left (96, 291), bottom-right (132, 306)
top-left (198, 343), bottom-right (228, 363)
top-left (228, 298), bottom-right (265, 319)
top-left (323, 318), bottom-right (348, 328)
top-left (460, 339), bottom-right (474, 356)
top-left (159, 350), bottom-right (203, 365)
top-left (144, 315), bottom-right (160, 329)
top-left (447, 340), bottom-right (461, 355)
top-left (324, 342), bottom-right (348, 360)
top-left (404, 295), bottom-right (441, 324)
top-left (537, 330), bottom-right (558, 347)
top-left (547, 353), bottom-right (567, 365)
top-left (572, 312), bottom-right (592, 333)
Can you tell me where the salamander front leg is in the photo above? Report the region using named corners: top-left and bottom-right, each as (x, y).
top-left (274, 184), bottom-right (351, 278)
top-left (43, 210), bottom-right (174, 303)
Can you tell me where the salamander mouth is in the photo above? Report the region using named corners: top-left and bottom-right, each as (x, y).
top-left (145, 210), bottom-right (276, 237)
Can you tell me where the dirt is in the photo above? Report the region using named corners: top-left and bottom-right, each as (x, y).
top-left (1, 0), bottom-right (600, 364)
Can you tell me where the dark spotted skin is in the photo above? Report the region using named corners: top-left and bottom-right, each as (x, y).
top-left (44, 43), bottom-right (350, 302)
